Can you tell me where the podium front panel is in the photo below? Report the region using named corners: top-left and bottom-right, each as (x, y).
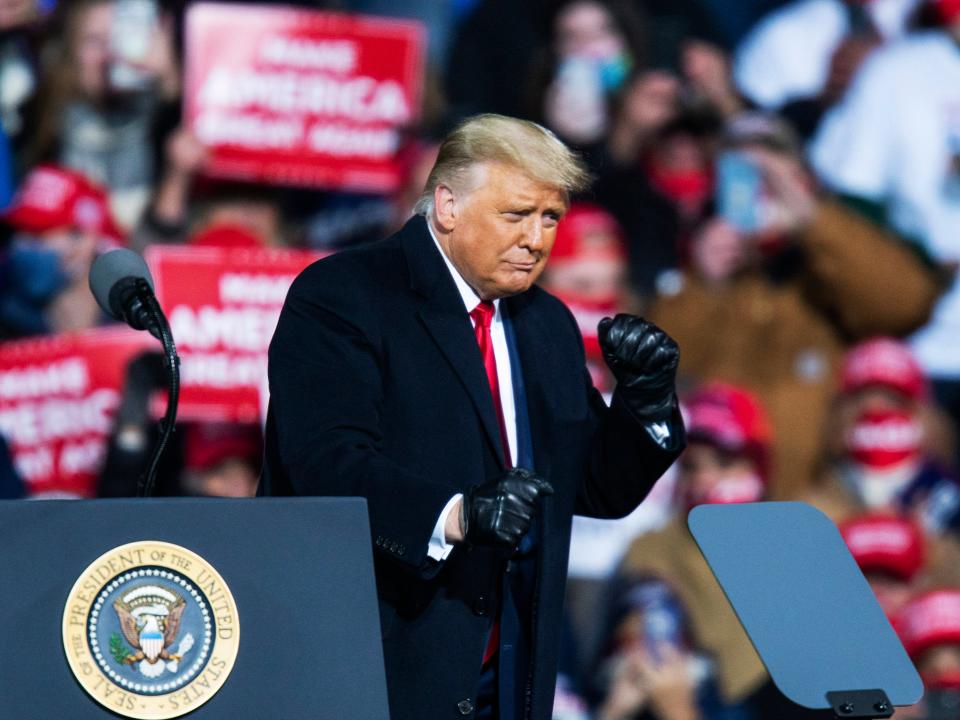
top-left (0, 497), bottom-right (389, 719)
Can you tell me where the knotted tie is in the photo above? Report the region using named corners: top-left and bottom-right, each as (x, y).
top-left (469, 300), bottom-right (511, 667)
top-left (469, 301), bottom-right (512, 468)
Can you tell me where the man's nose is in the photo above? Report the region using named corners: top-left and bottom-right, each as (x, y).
top-left (520, 217), bottom-right (544, 250)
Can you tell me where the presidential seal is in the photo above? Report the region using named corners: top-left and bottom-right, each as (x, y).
top-left (62, 541), bottom-right (240, 719)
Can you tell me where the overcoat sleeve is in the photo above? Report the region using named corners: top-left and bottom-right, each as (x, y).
top-left (266, 262), bottom-right (454, 575)
top-left (549, 301), bottom-right (686, 519)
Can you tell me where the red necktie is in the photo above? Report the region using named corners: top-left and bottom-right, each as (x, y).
top-left (469, 301), bottom-right (512, 469)
top-left (469, 301), bottom-right (509, 667)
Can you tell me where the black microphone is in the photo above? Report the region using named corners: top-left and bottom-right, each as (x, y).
top-left (89, 248), bottom-right (180, 497)
top-left (89, 249), bottom-right (161, 338)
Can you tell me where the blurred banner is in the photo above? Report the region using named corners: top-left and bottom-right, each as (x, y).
top-left (184, 3), bottom-right (425, 192)
top-left (0, 328), bottom-right (152, 498)
top-left (147, 245), bottom-right (324, 424)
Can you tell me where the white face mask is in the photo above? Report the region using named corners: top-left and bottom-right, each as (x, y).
top-left (840, 461), bottom-right (918, 509)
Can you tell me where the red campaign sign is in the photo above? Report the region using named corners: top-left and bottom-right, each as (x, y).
top-left (146, 245), bottom-right (325, 424)
top-left (184, 3), bottom-right (425, 193)
top-left (0, 328), bottom-right (153, 498)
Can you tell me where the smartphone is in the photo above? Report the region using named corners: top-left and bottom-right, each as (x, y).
top-left (716, 151), bottom-right (763, 234)
top-left (633, 581), bottom-right (685, 663)
top-left (109, 0), bottom-right (158, 92)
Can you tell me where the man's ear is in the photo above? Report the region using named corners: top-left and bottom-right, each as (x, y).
top-left (433, 183), bottom-right (458, 233)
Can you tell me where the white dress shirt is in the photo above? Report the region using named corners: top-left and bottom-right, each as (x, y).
top-left (426, 221), bottom-right (517, 561)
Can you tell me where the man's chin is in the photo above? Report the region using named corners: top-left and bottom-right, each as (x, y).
top-left (488, 272), bottom-right (539, 299)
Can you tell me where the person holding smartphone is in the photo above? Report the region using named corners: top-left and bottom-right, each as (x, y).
top-left (23, 0), bottom-right (179, 229)
top-left (648, 112), bottom-right (946, 501)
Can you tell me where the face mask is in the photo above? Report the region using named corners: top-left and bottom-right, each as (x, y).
top-left (647, 165), bottom-right (712, 208)
top-left (846, 409), bottom-right (922, 470)
top-left (553, 291), bottom-right (618, 358)
top-left (699, 471), bottom-right (765, 506)
top-left (683, 469), bottom-right (765, 511)
top-left (7, 238), bottom-right (69, 304)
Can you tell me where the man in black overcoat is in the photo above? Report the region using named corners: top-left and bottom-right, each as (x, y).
top-left (260, 114), bottom-right (685, 720)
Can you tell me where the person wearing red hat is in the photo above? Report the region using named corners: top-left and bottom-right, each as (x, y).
top-left (806, 338), bottom-right (960, 539)
top-left (897, 589), bottom-right (960, 717)
top-left (603, 384), bottom-right (773, 717)
top-left (810, 0), bottom-right (960, 452)
top-left (839, 513), bottom-right (926, 622)
top-left (0, 164), bottom-right (125, 338)
top-left (540, 202), bottom-right (630, 396)
top-left (180, 422), bottom-right (262, 498)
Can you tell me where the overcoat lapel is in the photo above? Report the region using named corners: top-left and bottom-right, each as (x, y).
top-left (401, 217), bottom-right (508, 469)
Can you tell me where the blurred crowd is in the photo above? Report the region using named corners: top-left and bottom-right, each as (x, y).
top-left (1, 0), bottom-right (960, 717)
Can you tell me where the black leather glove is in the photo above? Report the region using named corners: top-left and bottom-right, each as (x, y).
top-left (598, 314), bottom-right (679, 422)
top-left (461, 468), bottom-right (553, 548)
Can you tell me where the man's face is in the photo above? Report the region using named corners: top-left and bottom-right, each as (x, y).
top-left (437, 163), bottom-right (567, 300)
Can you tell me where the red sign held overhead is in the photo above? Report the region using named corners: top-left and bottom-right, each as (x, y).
top-left (146, 245), bottom-right (325, 424)
top-left (0, 328), bottom-right (152, 498)
top-left (184, 3), bottom-right (425, 192)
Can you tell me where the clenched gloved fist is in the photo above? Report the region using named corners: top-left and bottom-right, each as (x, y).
top-left (462, 468), bottom-right (554, 548)
top-left (598, 314), bottom-right (679, 422)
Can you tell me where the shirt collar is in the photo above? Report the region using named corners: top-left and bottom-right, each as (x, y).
top-left (427, 219), bottom-right (500, 316)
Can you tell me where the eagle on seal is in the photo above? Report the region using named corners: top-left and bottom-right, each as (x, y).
top-left (114, 594), bottom-right (186, 668)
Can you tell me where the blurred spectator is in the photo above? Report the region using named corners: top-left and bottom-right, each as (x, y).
top-left (0, 432), bottom-right (24, 499)
top-left (0, 164), bottom-right (122, 339)
top-left (898, 590), bottom-right (960, 719)
top-left (98, 350), bottom-right (183, 497)
top-left (131, 126), bottom-right (286, 251)
top-left (605, 70), bottom-right (681, 167)
top-left (734, 0), bottom-right (919, 137)
top-left (681, 39), bottom-right (745, 120)
top-left (388, 139), bottom-right (440, 234)
top-left (810, 2), bottom-right (960, 449)
top-left (529, 0), bottom-right (648, 158)
top-left (0, 0), bottom-right (49, 145)
top-left (600, 384), bottom-right (771, 718)
top-left (180, 422), bottom-right (261, 498)
top-left (99, 352), bottom-right (263, 499)
top-left (839, 513), bottom-right (926, 620)
top-left (444, 0), bottom-right (546, 122)
top-left (806, 339), bottom-right (960, 536)
top-left (649, 128), bottom-right (943, 499)
top-left (24, 0), bottom-right (180, 228)
top-left (595, 110), bottom-right (722, 304)
top-left (540, 202), bottom-right (630, 395)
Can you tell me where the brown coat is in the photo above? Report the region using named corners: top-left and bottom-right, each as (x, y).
top-left (617, 519), bottom-right (768, 704)
top-left (803, 473), bottom-right (960, 589)
top-left (650, 201), bottom-right (942, 499)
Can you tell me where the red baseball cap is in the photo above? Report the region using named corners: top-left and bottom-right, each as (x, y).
top-left (839, 514), bottom-right (925, 582)
top-left (684, 382), bottom-right (772, 453)
top-left (898, 590), bottom-right (960, 659)
top-left (183, 422), bottom-right (262, 472)
top-left (189, 223), bottom-right (264, 248)
top-left (1, 165), bottom-right (124, 243)
top-left (840, 338), bottom-right (927, 401)
top-left (551, 203), bottom-right (626, 263)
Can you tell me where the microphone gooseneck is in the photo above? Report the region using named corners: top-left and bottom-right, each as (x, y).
top-left (88, 249), bottom-right (180, 497)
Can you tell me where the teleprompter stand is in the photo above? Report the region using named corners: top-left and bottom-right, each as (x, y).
top-left (688, 502), bottom-right (923, 719)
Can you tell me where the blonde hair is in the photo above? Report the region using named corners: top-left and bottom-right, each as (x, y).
top-left (413, 114), bottom-right (591, 216)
